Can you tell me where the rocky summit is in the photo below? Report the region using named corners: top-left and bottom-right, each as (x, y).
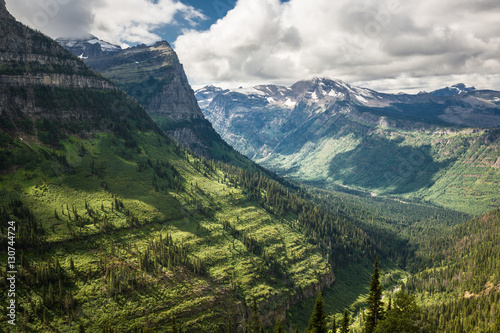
top-left (59, 38), bottom-right (239, 161)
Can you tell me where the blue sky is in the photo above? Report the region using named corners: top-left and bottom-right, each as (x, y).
top-left (159, 0), bottom-right (237, 42)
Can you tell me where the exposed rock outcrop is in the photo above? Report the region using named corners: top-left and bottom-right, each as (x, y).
top-left (0, 3), bottom-right (156, 139)
top-left (0, 73), bottom-right (115, 89)
top-left (59, 38), bottom-right (224, 159)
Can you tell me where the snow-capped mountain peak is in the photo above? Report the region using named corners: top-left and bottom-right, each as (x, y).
top-left (56, 35), bottom-right (121, 60)
top-left (430, 83), bottom-right (476, 96)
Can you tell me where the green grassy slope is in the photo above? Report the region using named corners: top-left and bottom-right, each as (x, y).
top-left (0, 131), bottom-right (340, 331)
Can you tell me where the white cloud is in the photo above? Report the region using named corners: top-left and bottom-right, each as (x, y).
top-left (6, 0), bottom-right (500, 92)
top-left (5, 0), bottom-right (205, 46)
top-left (174, 0), bottom-right (500, 92)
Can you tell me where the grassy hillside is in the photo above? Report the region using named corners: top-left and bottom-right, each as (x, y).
top-left (0, 126), bottom-right (386, 331)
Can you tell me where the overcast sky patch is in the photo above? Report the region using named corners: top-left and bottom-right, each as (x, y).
top-left (5, 0), bottom-right (500, 93)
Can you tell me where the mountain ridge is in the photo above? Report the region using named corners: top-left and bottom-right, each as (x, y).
top-left (196, 78), bottom-right (500, 214)
top-left (57, 35), bottom-right (122, 60)
top-left (58, 36), bottom-right (252, 164)
top-left (197, 78), bottom-right (500, 128)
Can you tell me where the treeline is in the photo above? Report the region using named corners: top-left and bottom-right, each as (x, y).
top-left (0, 251), bottom-right (78, 328)
top-left (138, 234), bottom-right (208, 277)
top-left (406, 209), bottom-right (500, 294)
top-left (424, 295), bottom-right (500, 333)
top-left (137, 157), bottom-right (184, 193)
top-left (303, 186), bottom-right (471, 273)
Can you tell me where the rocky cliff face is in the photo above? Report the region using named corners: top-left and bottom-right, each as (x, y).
top-left (0, 4), bottom-right (155, 140)
top-left (137, 42), bottom-right (203, 121)
top-left (59, 38), bottom-right (226, 159)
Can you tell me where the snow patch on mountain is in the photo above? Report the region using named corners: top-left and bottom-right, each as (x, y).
top-left (430, 83), bottom-right (476, 96)
top-left (57, 35), bottom-right (121, 59)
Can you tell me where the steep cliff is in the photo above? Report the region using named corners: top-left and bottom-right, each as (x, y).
top-left (59, 38), bottom-right (238, 161)
top-left (0, 5), bottom-right (156, 142)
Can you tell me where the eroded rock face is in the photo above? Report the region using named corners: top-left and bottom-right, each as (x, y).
top-left (0, 3), bottom-right (110, 91)
top-left (142, 42), bottom-right (203, 121)
top-left (0, 3), bottom-right (156, 139)
top-left (0, 73), bottom-right (115, 89)
top-left (60, 39), bottom-right (224, 159)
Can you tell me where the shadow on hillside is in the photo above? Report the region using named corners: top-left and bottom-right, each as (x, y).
top-left (328, 136), bottom-right (455, 195)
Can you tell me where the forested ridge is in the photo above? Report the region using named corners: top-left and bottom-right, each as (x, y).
top-left (406, 209), bottom-right (500, 332)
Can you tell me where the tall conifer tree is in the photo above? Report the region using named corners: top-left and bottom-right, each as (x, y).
top-left (251, 298), bottom-right (262, 333)
top-left (274, 317), bottom-right (284, 333)
top-left (365, 258), bottom-right (384, 333)
top-left (339, 310), bottom-right (350, 333)
top-left (308, 292), bottom-right (327, 333)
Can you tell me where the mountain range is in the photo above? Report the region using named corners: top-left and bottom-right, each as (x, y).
top-left (196, 78), bottom-right (500, 214)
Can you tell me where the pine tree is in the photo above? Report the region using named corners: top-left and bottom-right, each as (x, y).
top-left (308, 292), bottom-right (327, 333)
top-left (365, 258), bottom-right (384, 333)
top-left (251, 298), bottom-right (262, 333)
top-left (172, 317), bottom-right (178, 333)
top-left (331, 317), bottom-right (336, 333)
top-left (274, 317), bottom-right (284, 333)
top-left (339, 310), bottom-right (350, 333)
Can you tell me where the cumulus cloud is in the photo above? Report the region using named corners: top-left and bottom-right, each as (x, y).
top-left (174, 0), bottom-right (500, 92)
top-left (5, 0), bottom-right (205, 46)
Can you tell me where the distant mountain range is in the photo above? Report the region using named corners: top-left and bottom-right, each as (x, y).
top-left (428, 83), bottom-right (477, 96)
top-left (196, 78), bottom-right (500, 214)
top-left (197, 78), bottom-right (500, 129)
